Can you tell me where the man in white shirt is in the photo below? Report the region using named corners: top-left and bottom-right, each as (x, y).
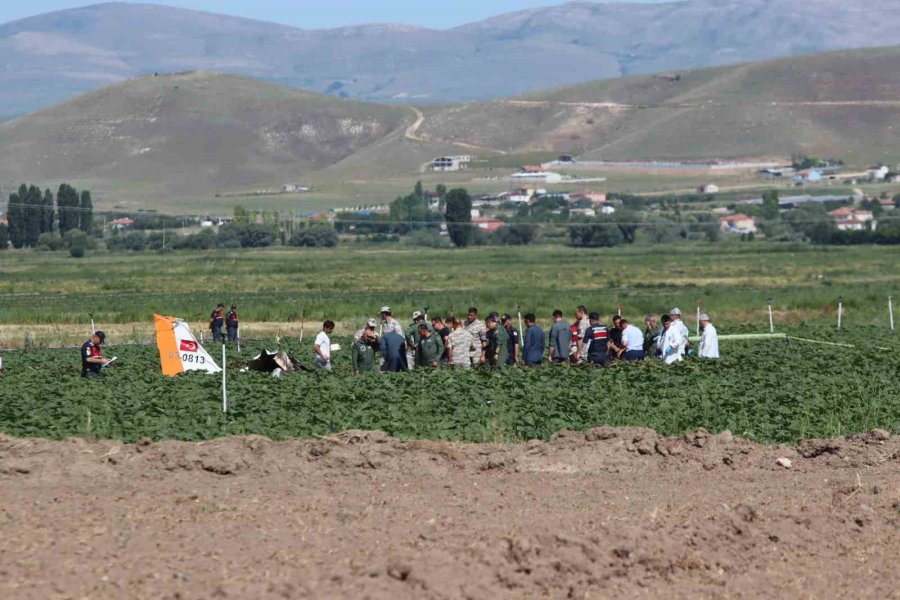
top-left (618, 318), bottom-right (646, 360)
top-left (670, 307), bottom-right (691, 353)
top-left (660, 315), bottom-right (687, 365)
top-left (698, 313), bottom-right (720, 359)
top-left (313, 320), bottom-right (335, 371)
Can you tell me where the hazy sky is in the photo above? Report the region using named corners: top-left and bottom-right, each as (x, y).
top-left (2, 0), bottom-right (672, 29)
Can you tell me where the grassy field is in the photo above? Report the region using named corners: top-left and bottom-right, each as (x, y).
top-left (1, 242), bottom-right (898, 348)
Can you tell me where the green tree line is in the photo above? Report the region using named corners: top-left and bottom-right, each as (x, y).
top-left (4, 183), bottom-right (93, 249)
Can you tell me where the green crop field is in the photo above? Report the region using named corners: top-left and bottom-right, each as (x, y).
top-left (0, 326), bottom-right (897, 445)
top-left (1, 242), bottom-right (898, 335)
top-left (1, 242), bottom-right (898, 444)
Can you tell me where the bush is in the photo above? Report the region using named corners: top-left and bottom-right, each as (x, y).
top-left (289, 225), bottom-right (339, 248)
top-left (36, 232), bottom-right (65, 252)
top-left (217, 223), bottom-right (275, 248)
top-left (405, 229), bottom-right (450, 248)
top-left (492, 223), bottom-right (538, 245)
top-left (64, 229), bottom-right (89, 258)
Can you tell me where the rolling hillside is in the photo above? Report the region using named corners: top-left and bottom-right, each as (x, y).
top-left (420, 45), bottom-right (900, 165)
top-left (3, 1), bottom-right (900, 117)
top-left (5, 46), bottom-right (900, 211)
top-left (0, 72), bottom-right (409, 200)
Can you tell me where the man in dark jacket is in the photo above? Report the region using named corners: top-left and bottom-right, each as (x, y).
top-left (226, 305), bottom-right (239, 342)
top-left (582, 313), bottom-right (610, 366)
top-left (81, 331), bottom-right (111, 378)
top-left (380, 331), bottom-right (408, 372)
top-left (209, 303), bottom-right (225, 342)
top-left (522, 313), bottom-right (544, 367)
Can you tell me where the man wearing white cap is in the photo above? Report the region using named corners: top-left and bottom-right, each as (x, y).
top-left (669, 308), bottom-right (691, 347)
top-left (379, 306), bottom-right (403, 336)
top-left (698, 313), bottom-right (719, 359)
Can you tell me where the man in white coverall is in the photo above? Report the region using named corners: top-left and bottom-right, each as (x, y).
top-left (698, 313), bottom-right (719, 359)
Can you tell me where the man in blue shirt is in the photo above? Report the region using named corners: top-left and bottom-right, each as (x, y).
top-left (522, 313), bottom-right (544, 367)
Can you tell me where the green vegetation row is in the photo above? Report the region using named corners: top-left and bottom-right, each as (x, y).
top-left (0, 327), bottom-right (897, 444)
top-left (1, 243), bottom-right (899, 328)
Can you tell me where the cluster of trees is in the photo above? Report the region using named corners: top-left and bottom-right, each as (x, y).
top-left (3, 183), bottom-right (94, 254)
top-left (106, 221), bottom-right (339, 253)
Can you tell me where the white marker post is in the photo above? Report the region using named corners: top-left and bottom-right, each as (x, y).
top-left (90, 313), bottom-right (96, 336)
top-left (696, 299), bottom-right (701, 337)
top-left (837, 297), bottom-right (843, 330)
top-left (768, 298), bottom-right (775, 334)
top-left (517, 304), bottom-right (524, 344)
top-left (221, 344), bottom-right (228, 413)
top-left (890, 296), bottom-right (895, 332)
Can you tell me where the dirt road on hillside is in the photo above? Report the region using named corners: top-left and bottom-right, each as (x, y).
top-left (2, 428), bottom-right (899, 599)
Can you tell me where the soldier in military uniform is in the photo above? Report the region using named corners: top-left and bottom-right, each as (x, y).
top-left (405, 311), bottom-right (433, 370)
top-left (209, 303), bottom-right (225, 342)
top-left (226, 305), bottom-right (239, 342)
top-left (485, 315), bottom-right (509, 368)
top-left (446, 317), bottom-right (475, 369)
top-left (415, 324), bottom-right (444, 368)
top-left (463, 307), bottom-right (487, 366)
top-left (501, 313), bottom-right (520, 366)
top-left (352, 321), bottom-right (380, 374)
top-left (379, 306), bottom-right (404, 336)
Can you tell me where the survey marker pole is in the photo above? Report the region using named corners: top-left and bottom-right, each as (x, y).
top-left (837, 297), bottom-right (843, 330)
top-left (889, 296), bottom-right (895, 332)
top-left (222, 344), bottom-right (228, 413)
top-left (517, 304), bottom-right (524, 347)
top-left (767, 298), bottom-right (774, 334)
top-left (695, 299), bottom-right (701, 337)
top-left (90, 313), bottom-right (96, 336)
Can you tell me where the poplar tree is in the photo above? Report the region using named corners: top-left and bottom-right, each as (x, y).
top-left (79, 190), bottom-right (93, 233)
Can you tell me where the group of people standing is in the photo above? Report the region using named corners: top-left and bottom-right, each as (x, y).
top-left (209, 304), bottom-right (240, 343)
top-left (333, 305), bottom-right (720, 374)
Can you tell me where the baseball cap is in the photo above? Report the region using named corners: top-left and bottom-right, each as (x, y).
top-left (94, 331), bottom-right (106, 341)
top-left (588, 312), bottom-right (599, 320)
top-left (411, 310), bottom-right (423, 320)
top-left (501, 313), bottom-right (512, 322)
top-left (380, 306), bottom-right (391, 313)
top-left (699, 313), bottom-right (711, 321)
top-left (366, 318), bottom-right (377, 328)
top-left (485, 315), bottom-right (498, 323)
top-left (488, 311), bottom-right (500, 320)
top-left (670, 307), bottom-right (682, 315)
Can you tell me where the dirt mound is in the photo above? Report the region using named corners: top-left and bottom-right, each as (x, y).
top-left (1, 428), bottom-right (899, 599)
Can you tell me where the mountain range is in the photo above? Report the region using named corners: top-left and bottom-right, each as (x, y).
top-left (3, 0), bottom-right (900, 117)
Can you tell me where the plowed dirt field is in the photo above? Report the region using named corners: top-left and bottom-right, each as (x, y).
top-left (2, 428), bottom-right (899, 599)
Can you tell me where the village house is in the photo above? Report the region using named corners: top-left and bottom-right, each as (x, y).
top-left (867, 165), bottom-right (890, 182)
top-left (108, 217), bottom-right (135, 231)
top-left (432, 155), bottom-right (471, 172)
top-left (718, 213), bottom-right (758, 234)
top-left (793, 169), bottom-right (823, 183)
top-left (472, 216), bottom-right (504, 233)
top-left (828, 207), bottom-right (875, 231)
top-left (879, 197), bottom-right (896, 210)
top-left (570, 189), bottom-right (607, 206)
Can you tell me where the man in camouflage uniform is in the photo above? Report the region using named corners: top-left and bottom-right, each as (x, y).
top-left (379, 306), bottom-right (404, 336)
top-left (574, 305), bottom-right (590, 363)
top-left (446, 316), bottom-right (475, 369)
top-left (463, 307), bottom-right (487, 366)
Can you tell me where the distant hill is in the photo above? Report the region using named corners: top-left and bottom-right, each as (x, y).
top-left (6, 46), bottom-right (900, 210)
top-left (0, 72), bottom-right (408, 200)
top-left (420, 45), bottom-right (900, 165)
top-left (3, 0), bottom-right (900, 116)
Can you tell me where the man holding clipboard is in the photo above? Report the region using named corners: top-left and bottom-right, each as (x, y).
top-left (81, 331), bottom-right (116, 378)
